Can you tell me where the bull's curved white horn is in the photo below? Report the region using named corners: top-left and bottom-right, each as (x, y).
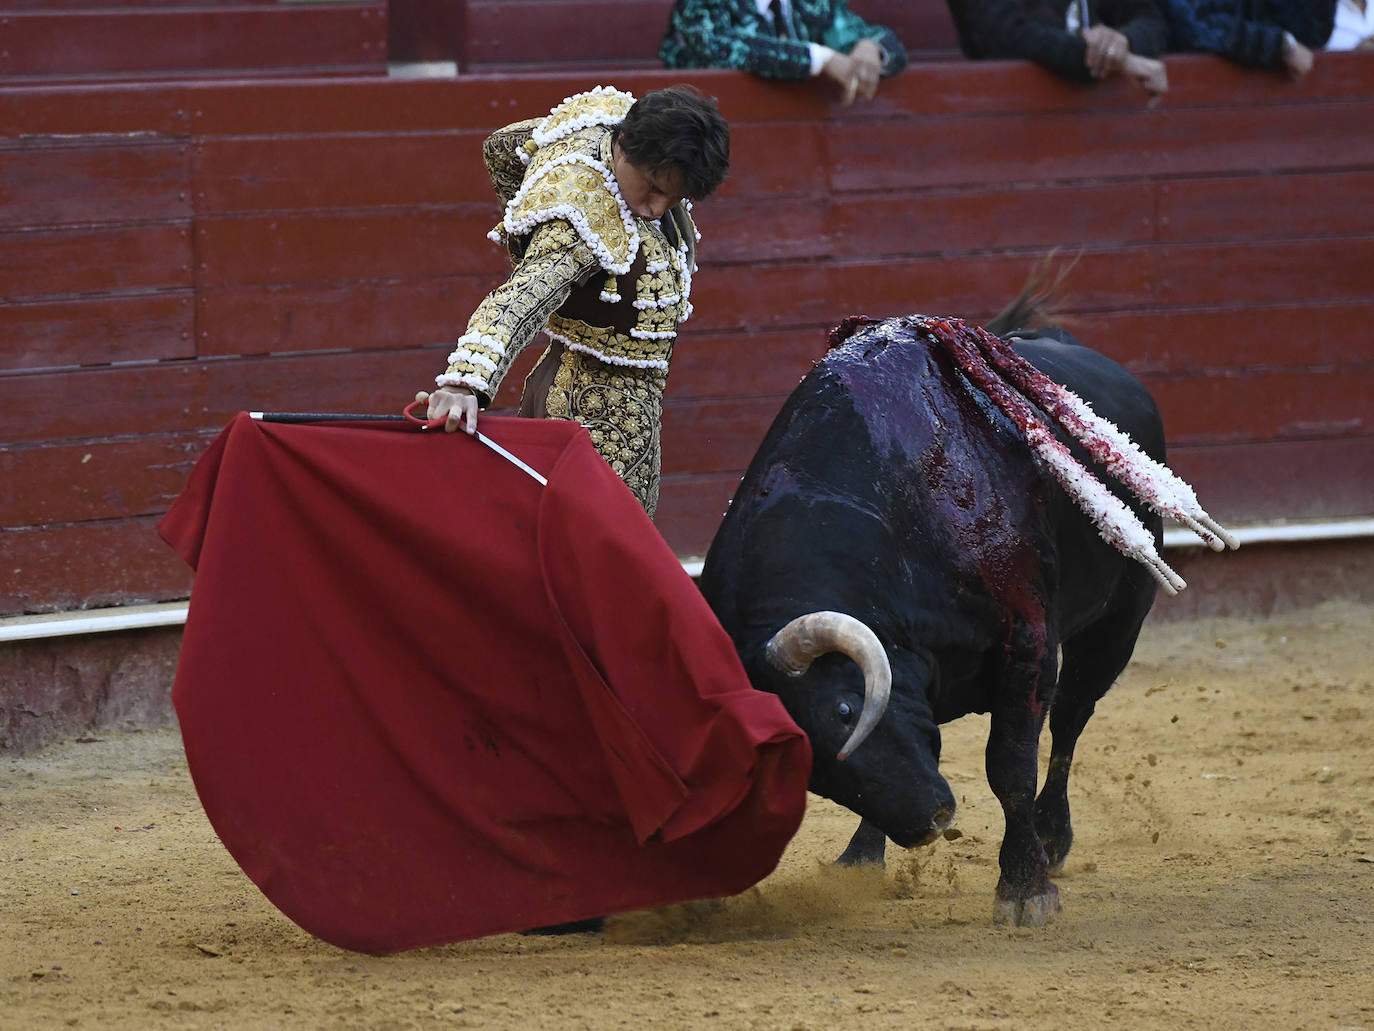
top-left (764, 611), bottom-right (892, 761)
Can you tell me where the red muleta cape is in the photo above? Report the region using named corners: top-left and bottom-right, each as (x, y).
top-left (158, 413), bottom-right (811, 954)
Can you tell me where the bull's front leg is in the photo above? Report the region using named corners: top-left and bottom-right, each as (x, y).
top-left (986, 634), bottom-right (1060, 926)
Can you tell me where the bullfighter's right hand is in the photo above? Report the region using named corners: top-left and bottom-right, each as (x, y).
top-left (417, 385), bottom-right (479, 435)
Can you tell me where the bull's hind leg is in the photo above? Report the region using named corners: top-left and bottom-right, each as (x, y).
top-left (1034, 597), bottom-right (1153, 873)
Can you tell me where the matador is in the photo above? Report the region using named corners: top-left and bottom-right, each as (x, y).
top-left (427, 85), bottom-right (731, 516)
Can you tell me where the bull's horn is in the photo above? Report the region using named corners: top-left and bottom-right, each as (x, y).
top-left (764, 611), bottom-right (892, 761)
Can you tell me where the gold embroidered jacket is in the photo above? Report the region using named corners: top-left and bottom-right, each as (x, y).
top-left (436, 87), bottom-right (699, 516)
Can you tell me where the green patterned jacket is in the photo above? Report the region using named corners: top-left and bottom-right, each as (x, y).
top-left (660, 0), bottom-right (908, 79)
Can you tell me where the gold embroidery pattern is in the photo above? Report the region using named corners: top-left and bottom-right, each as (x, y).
top-left (508, 151), bottom-right (635, 270)
top-left (631, 225), bottom-right (690, 343)
top-left (545, 317), bottom-right (671, 369)
top-left (546, 349), bottom-right (669, 516)
top-left (442, 220), bottom-right (598, 402)
top-left (532, 86), bottom-right (636, 147)
top-left (481, 118), bottom-right (540, 206)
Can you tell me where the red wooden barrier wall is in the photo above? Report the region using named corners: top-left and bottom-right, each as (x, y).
top-left (3, 57), bottom-right (1373, 615)
top-left (0, 0), bottom-right (388, 84)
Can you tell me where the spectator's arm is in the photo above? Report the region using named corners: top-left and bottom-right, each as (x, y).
top-left (660, 2), bottom-right (814, 79)
top-left (820, 3), bottom-right (909, 75)
top-left (1285, 2), bottom-right (1338, 48)
top-left (944, 0), bottom-right (1093, 81)
top-left (1110, 0), bottom-right (1170, 57)
top-left (1163, 0), bottom-right (1284, 68)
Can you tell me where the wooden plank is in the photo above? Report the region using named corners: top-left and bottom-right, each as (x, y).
top-left (0, 517), bottom-right (193, 615)
top-left (721, 122), bottom-right (828, 199)
top-left (1, 0), bottom-right (296, 9)
top-left (826, 181), bottom-right (1156, 258)
top-left (666, 328), bottom-right (830, 402)
top-left (0, 141), bottom-right (190, 229)
top-left (0, 223), bottom-right (192, 300)
top-left (851, 49), bottom-right (1374, 119)
top-left (1157, 171), bottom-right (1374, 243)
top-left (0, 8), bottom-right (387, 78)
top-left (194, 277), bottom-right (497, 356)
top-left (662, 395), bottom-right (793, 475)
top-left (180, 71), bottom-right (825, 137)
top-left (1070, 302), bottom-right (1373, 375)
top-left (1159, 49), bottom-right (1374, 109)
top-left (1142, 367), bottom-right (1374, 445)
top-left (0, 431), bottom-right (218, 527)
top-left (1167, 436), bottom-right (1374, 523)
top-left (654, 470), bottom-right (740, 560)
top-left (691, 252), bottom-right (1121, 332)
top-left (827, 99), bottom-right (1374, 192)
top-left (1147, 238), bottom-right (1374, 309)
top-left (5, 55), bottom-right (1370, 143)
top-left (0, 348), bottom-right (443, 445)
top-left (191, 132), bottom-right (493, 214)
top-left (698, 239), bottom-right (1374, 331)
top-left (0, 294), bottom-right (194, 372)
top-left (462, 0), bottom-right (670, 64)
top-left (0, 83), bottom-right (190, 138)
top-left (701, 196), bottom-right (831, 263)
top-left (194, 209), bottom-right (504, 287)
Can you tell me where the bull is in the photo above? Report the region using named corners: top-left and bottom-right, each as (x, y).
top-left (698, 300), bottom-right (1235, 926)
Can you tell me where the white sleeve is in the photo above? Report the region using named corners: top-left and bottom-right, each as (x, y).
top-left (808, 42), bottom-right (836, 76)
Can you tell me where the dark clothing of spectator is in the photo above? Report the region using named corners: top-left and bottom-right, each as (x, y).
top-left (945, 0), bottom-right (1170, 82)
top-left (1161, 0), bottom-right (1335, 69)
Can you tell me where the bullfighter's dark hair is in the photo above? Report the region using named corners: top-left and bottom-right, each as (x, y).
top-left (614, 85), bottom-right (730, 201)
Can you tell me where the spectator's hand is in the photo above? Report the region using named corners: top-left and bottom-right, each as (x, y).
top-left (1123, 54), bottom-right (1169, 95)
top-left (417, 385), bottom-right (479, 434)
top-left (1282, 36), bottom-right (1315, 80)
top-left (1082, 24), bottom-right (1130, 79)
top-left (821, 51), bottom-right (861, 105)
top-left (847, 38), bottom-right (884, 99)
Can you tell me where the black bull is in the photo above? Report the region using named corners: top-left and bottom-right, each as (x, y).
top-left (699, 316), bottom-right (1166, 926)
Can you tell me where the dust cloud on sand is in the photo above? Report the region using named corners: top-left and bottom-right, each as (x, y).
top-left (4, 601), bottom-right (1372, 1030)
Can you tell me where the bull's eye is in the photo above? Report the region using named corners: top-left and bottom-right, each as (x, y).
top-left (836, 701), bottom-right (853, 722)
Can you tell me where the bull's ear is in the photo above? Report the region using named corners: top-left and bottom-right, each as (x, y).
top-left (885, 644), bottom-right (937, 697)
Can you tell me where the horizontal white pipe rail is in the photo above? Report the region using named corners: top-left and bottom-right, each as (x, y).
top-left (4, 517), bottom-right (1373, 645)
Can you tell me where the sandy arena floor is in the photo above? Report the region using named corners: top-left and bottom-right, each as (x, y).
top-left (3, 601), bottom-right (1372, 1030)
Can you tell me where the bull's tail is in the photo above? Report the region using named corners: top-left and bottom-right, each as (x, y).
top-left (983, 250), bottom-right (1079, 339)
top-left (911, 315), bottom-right (1238, 596)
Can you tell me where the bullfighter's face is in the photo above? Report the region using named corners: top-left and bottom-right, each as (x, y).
top-left (611, 140), bottom-right (686, 221)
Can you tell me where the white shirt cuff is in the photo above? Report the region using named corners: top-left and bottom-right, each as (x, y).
top-left (808, 42), bottom-right (835, 76)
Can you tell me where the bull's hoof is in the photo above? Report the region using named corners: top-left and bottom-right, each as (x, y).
top-left (992, 884), bottom-right (1061, 927)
